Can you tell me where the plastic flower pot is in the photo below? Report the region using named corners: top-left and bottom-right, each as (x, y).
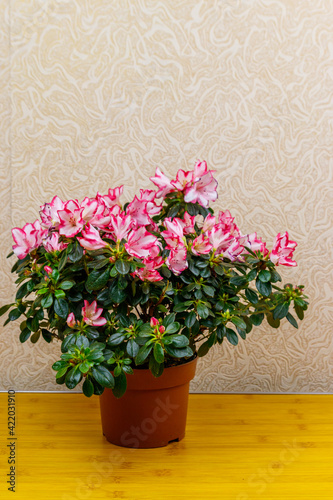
top-left (99, 357), bottom-right (197, 448)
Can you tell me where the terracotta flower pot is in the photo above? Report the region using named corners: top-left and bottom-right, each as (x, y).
top-left (99, 357), bottom-right (197, 448)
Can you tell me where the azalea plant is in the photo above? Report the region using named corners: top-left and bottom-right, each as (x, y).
top-left (1, 161), bottom-right (308, 398)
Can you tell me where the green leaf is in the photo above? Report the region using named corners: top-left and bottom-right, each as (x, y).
top-left (65, 366), bottom-right (82, 389)
top-left (270, 269), bottom-right (282, 283)
top-left (294, 304), bottom-right (304, 320)
top-left (226, 328), bottom-right (238, 346)
top-left (162, 313), bottom-right (176, 327)
top-left (286, 312), bottom-right (298, 329)
top-left (245, 288), bottom-right (259, 304)
top-left (168, 334), bottom-right (189, 348)
top-left (79, 361), bottom-right (92, 374)
top-left (153, 343), bottom-right (164, 363)
top-left (258, 269), bottom-right (271, 282)
top-left (112, 371), bottom-right (127, 398)
top-left (86, 268), bottom-right (110, 292)
top-left (135, 344), bottom-right (153, 365)
top-left (230, 275), bottom-right (248, 287)
top-left (185, 311), bottom-right (197, 328)
top-left (231, 316), bottom-right (247, 330)
top-left (19, 328), bottom-right (31, 343)
top-left (16, 282), bottom-right (29, 300)
top-left (41, 329), bottom-right (53, 343)
top-left (52, 360), bottom-right (68, 371)
top-left (41, 293), bottom-right (53, 308)
top-left (164, 345), bottom-right (193, 358)
top-left (198, 341), bottom-right (210, 357)
top-left (54, 298), bottom-right (69, 319)
top-left (30, 331), bottom-right (41, 343)
top-left (58, 248), bottom-right (68, 271)
top-left (91, 365), bottom-right (115, 388)
top-left (126, 339), bottom-right (139, 358)
top-left (61, 333), bottom-right (77, 353)
top-left (54, 289), bottom-right (66, 299)
top-left (167, 203), bottom-right (182, 218)
top-left (82, 378), bottom-right (94, 397)
top-left (108, 333), bottom-right (126, 346)
top-left (273, 302), bottom-right (289, 320)
top-left (59, 280), bottom-right (75, 290)
top-left (56, 366), bottom-right (69, 379)
top-left (149, 356), bottom-right (164, 378)
top-left (164, 322), bottom-right (180, 334)
top-left (250, 313), bottom-right (264, 326)
top-left (115, 260), bottom-right (130, 275)
top-left (8, 309), bottom-right (22, 321)
top-left (202, 285), bottom-right (215, 297)
top-left (109, 282), bottom-right (127, 303)
top-left (266, 314), bottom-right (280, 328)
top-left (256, 279), bottom-right (272, 297)
top-left (247, 268), bottom-right (258, 281)
top-left (197, 303), bottom-right (209, 319)
top-left (0, 304), bottom-right (14, 317)
top-left (68, 241), bottom-right (83, 263)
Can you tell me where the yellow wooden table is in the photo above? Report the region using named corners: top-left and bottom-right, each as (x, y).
top-left (0, 393), bottom-right (332, 499)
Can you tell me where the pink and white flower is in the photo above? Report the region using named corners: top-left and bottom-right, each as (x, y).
top-left (134, 256), bottom-right (164, 282)
top-left (12, 220), bottom-right (46, 259)
top-left (66, 312), bottom-right (77, 328)
top-left (138, 189), bottom-right (162, 217)
top-left (126, 196), bottom-right (152, 226)
top-left (58, 200), bottom-right (84, 238)
top-left (270, 232), bottom-right (297, 267)
top-left (44, 265), bottom-right (53, 275)
top-left (125, 227), bottom-right (160, 259)
top-left (221, 239), bottom-right (244, 261)
top-left (184, 170), bottom-right (218, 208)
top-left (77, 223), bottom-right (108, 251)
top-left (166, 244), bottom-right (188, 275)
top-left (217, 210), bottom-right (240, 238)
top-left (40, 196), bottom-right (64, 229)
top-left (191, 234), bottom-right (213, 256)
top-left (82, 300), bottom-right (107, 327)
top-left (238, 232), bottom-right (268, 256)
top-left (107, 213), bottom-right (136, 242)
top-left (171, 169), bottom-right (193, 191)
top-left (207, 226), bottom-right (234, 255)
top-left (97, 186), bottom-right (123, 208)
top-left (161, 218), bottom-right (186, 248)
top-left (179, 212), bottom-right (196, 234)
top-left (149, 167), bottom-right (175, 199)
top-left (202, 214), bottom-right (216, 233)
top-left (43, 233), bottom-right (68, 253)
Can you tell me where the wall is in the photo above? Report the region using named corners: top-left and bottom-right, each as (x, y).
top-left (1, 0), bottom-right (333, 393)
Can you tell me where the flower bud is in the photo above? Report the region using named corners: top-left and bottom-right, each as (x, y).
top-left (159, 325), bottom-right (165, 334)
top-left (150, 317), bottom-right (159, 327)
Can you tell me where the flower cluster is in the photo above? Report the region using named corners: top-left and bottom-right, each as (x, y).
top-left (3, 160), bottom-right (307, 399)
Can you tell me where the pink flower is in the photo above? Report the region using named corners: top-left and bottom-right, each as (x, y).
top-left (107, 213), bottom-right (136, 242)
top-left (270, 232), bottom-right (297, 267)
top-left (44, 265), bottom-right (53, 275)
top-left (97, 186), bottom-right (123, 208)
top-left (166, 244), bottom-right (188, 275)
top-left (171, 169), bottom-right (194, 191)
top-left (193, 160), bottom-right (208, 179)
top-left (43, 233), bottom-right (68, 253)
top-left (138, 189), bottom-right (162, 217)
top-left (239, 232), bottom-right (268, 256)
top-left (77, 223), bottom-right (108, 251)
top-left (40, 196), bottom-right (64, 229)
top-left (191, 234), bottom-right (213, 256)
top-left (150, 317), bottom-right (159, 327)
top-left (66, 312), bottom-right (77, 328)
top-left (207, 226), bottom-right (234, 255)
top-left (125, 227), bottom-right (160, 259)
top-left (58, 200), bottom-right (84, 238)
top-left (217, 210), bottom-right (240, 238)
top-left (150, 167), bottom-right (175, 199)
top-left (133, 256), bottom-right (164, 282)
top-left (126, 196), bottom-right (152, 226)
top-left (82, 300), bottom-right (107, 327)
top-left (222, 239), bottom-right (244, 261)
top-left (161, 218), bottom-right (186, 248)
top-left (179, 212), bottom-right (196, 234)
top-left (184, 170), bottom-right (218, 208)
top-left (202, 214), bottom-right (216, 233)
top-left (12, 220), bottom-right (46, 259)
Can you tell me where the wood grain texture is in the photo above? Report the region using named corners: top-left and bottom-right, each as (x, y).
top-left (0, 393), bottom-right (333, 499)
top-left (0, 0), bottom-right (333, 393)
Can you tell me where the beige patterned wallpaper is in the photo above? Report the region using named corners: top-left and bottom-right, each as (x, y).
top-left (1, 0), bottom-right (332, 393)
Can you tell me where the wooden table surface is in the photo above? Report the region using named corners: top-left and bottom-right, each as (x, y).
top-left (0, 393), bottom-right (332, 499)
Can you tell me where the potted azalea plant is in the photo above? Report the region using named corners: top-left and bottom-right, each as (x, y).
top-left (1, 161), bottom-right (308, 448)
